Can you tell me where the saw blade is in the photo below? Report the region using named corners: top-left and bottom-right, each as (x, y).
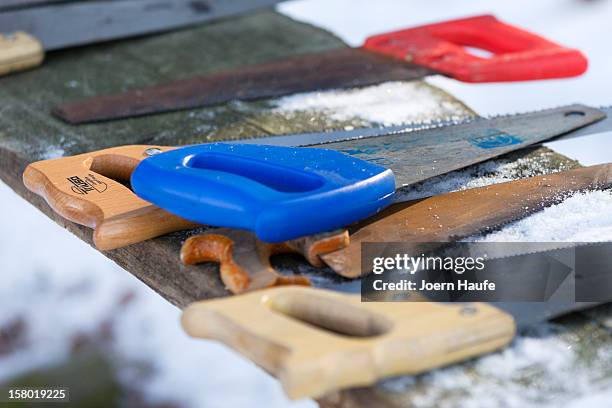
top-left (479, 242), bottom-right (612, 329)
top-left (317, 241), bottom-right (612, 330)
top-left (52, 48), bottom-right (430, 123)
top-left (549, 105), bottom-right (612, 141)
top-left (323, 164), bottom-right (612, 277)
top-left (0, 0), bottom-right (283, 51)
top-left (244, 105), bottom-right (612, 146)
top-left (241, 105), bottom-right (606, 188)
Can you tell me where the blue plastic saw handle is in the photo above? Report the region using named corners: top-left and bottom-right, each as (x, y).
top-left (131, 143), bottom-right (395, 242)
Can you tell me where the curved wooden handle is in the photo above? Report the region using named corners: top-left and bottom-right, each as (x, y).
top-left (182, 286), bottom-right (515, 399)
top-left (23, 145), bottom-right (197, 250)
top-left (0, 32), bottom-right (44, 76)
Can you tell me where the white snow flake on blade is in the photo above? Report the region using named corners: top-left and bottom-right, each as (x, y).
top-left (274, 81), bottom-right (467, 126)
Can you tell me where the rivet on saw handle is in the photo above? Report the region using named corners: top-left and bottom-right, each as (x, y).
top-left (180, 229), bottom-right (349, 294)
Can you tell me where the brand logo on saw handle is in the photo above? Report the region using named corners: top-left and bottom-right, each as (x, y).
top-left (469, 129), bottom-right (523, 149)
top-left (67, 174), bottom-right (108, 195)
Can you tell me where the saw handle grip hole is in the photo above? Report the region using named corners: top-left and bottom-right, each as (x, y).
top-left (186, 153), bottom-right (325, 193)
top-left (564, 110), bottom-right (586, 117)
top-left (462, 46), bottom-right (494, 59)
top-left (90, 154), bottom-right (140, 190)
top-left (269, 292), bottom-right (392, 338)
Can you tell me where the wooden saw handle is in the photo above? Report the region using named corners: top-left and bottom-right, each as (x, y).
top-left (182, 286), bottom-right (516, 399)
top-left (23, 145), bottom-right (197, 250)
top-left (181, 229), bottom-right (348, 293)
top-left (0, 32), bottom-right (44, 76)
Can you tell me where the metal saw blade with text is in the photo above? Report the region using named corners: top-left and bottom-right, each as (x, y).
top-left (242, 104), bottom-right (606, 188)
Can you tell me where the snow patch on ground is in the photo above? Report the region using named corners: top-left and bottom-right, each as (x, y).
top-left (274, 81), bottom-right (468, 126)
top-left (112, 284), bottom-right (313, 408)
top-left (0, 182), bottom-right (314, 408)
top-left (567, 390), bottom-right (612, 408)
top-left (380, 324), bottom-right (612, 407)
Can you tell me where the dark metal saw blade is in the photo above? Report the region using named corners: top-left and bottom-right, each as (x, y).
top-left (0, 0), bottom-right (283, 50)
top-left (241, 105), bottom-right (606, 188)
top-left (498, 241), bottom-right (612, 329)
top-left (243, 106), bottom-right (612, 147)
top-left (53, 47), bottom-right (433, 124)
top-left (495, 302), bottom-right (598, 329)
top-left (548, 106), bottom-right (612, 140)
top-left (317, 242), bottom-right (612, 330)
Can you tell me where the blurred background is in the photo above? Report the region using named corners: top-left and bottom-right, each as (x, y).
top-left (1, 0), bottom-right (611, 407)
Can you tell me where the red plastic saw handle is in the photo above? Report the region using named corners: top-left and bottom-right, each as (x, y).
top-left (362, 15), bottom-right (588, 83)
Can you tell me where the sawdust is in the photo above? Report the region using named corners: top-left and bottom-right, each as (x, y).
top-left (0, 182), bottom-right (312, 408)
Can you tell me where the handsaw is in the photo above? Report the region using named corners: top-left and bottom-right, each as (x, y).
top-left (130, 105), bottom-right (604, 242)
top-left (180, 240), bottom-right (612, 399)
top-left (23, 105), bottom-right (605, 249)
top-left (52, 14), bottom-right (589, 124)
top-left (0, 0), bottom-right (283, 76)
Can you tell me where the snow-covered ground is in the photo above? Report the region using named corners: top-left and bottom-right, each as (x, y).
top-left (0, 183), bottom-right (313, 408)
top-left (1, 1), bottom-right (612, 407)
